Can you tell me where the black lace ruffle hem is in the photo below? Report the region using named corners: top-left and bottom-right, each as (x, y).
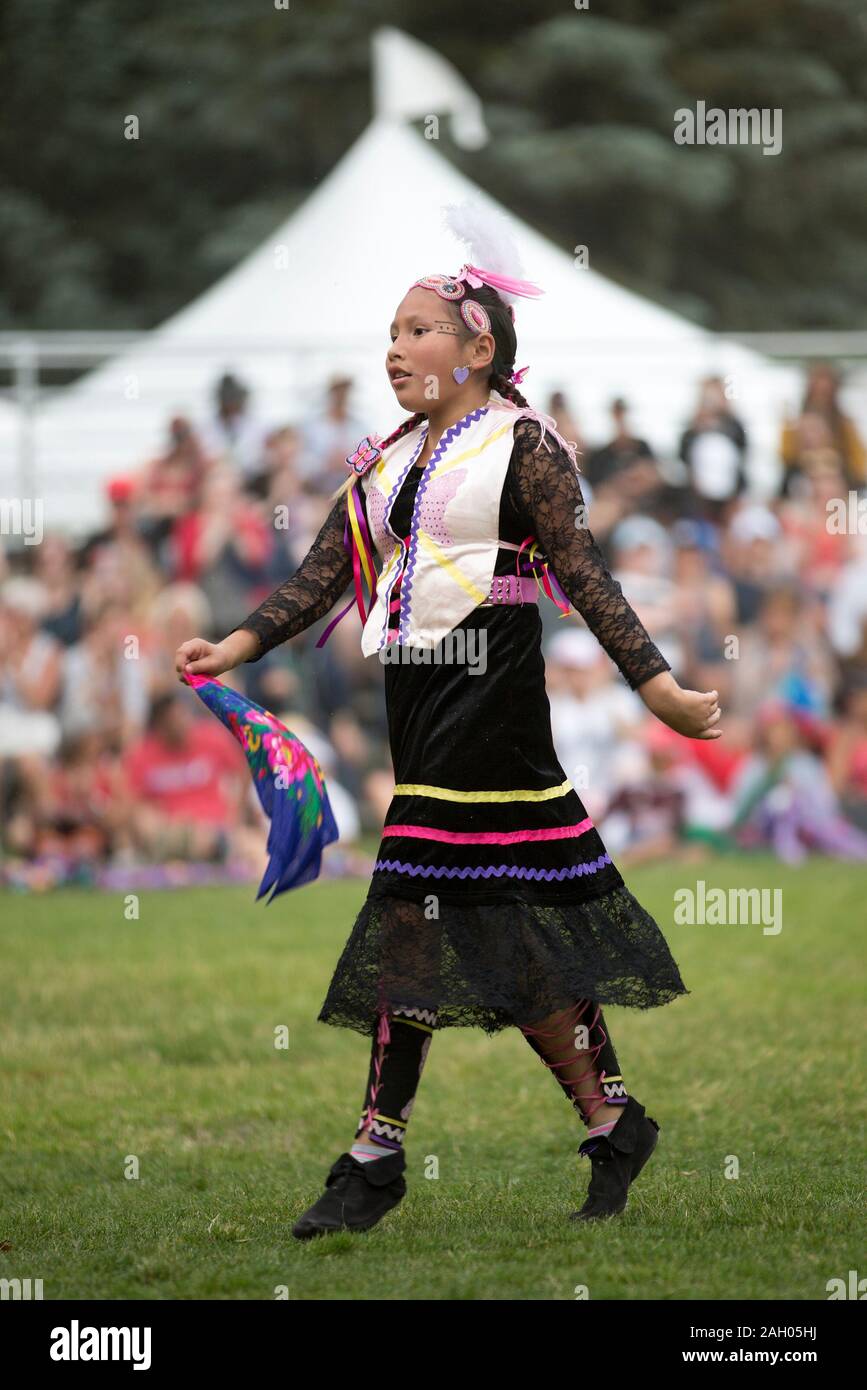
top-left (317, 882), bottom-right (690, 1038)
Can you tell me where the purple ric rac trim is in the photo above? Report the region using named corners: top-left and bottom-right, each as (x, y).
top-left (398, 406), bottom-right (489, 643)
top-left (371, 854), bottom-right (612, 881)
top-left (379, 427), bottom-right (429, 647)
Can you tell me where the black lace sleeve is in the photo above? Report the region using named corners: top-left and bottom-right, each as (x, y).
top-left (508, 416), bottom-right (673, 692)
top-left (227, 483), bottom-right (365, 661)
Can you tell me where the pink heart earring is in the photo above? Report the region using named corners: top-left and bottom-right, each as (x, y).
top-left (453, 365), bottom-right (471, 384)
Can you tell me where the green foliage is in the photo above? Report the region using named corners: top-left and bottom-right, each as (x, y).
top-left (1, 0), bottom-right (865, 331)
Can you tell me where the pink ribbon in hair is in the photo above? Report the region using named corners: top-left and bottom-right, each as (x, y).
top-left (494, 393), bottom-right (582, 472)
top-left (456, 263), bottom-right (544, 300)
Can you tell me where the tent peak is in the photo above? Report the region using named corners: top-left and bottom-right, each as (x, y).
top-left (371, 25), bottom-right (488, 149)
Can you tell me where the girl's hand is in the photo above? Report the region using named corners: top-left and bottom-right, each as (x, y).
top-left (175, 632), bottom-right (256, 683)
top-left (637, 670), bottom-right (723, 740)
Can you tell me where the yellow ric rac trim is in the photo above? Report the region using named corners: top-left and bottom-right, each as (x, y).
top-left (372, 416), bottom-right (513, 483)
top-left (392, 778), bottom-right (574, 803)
top-left (415, 528), bottom-right (487, 602)
top-left (360, 1111), bottom-right (407, 1127)
top-left (428, 419), bottom-right (516, 478)
top-left (388, 1017), bottom-right (434, 1034)
top-left (346, 479), bottom-right (376, 594)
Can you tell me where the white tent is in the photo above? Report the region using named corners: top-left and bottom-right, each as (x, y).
top-left (13, 26), bottom-right (802, 537)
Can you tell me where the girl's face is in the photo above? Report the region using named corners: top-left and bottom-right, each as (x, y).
top-left (386, 287), bottom-right (493, 413)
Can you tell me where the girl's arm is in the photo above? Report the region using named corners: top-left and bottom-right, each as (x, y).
top-left (510, 417), bottom-right (722, 740)
top-left (177, 485), bottom-right (364, 679)
top-left (227, 487), bottom-right (361, 662)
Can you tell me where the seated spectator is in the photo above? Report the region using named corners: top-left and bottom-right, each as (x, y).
top-left (246, 424), bottom-right (304, 504)
top-left (137, 415), bottom-right (212, 558)
top-left (780, 362), bottom-right (866, 497)
top-left (575, 462), bottom-right (681, 563)
top-left (546, 389), bottom-right (586, 460)
top-left (777, 455), bottom-right (851, 596)
top-left (602, 719), bottom-right (736, 862)
top-left (24, 729), bottom-right (119, 864)
top-left (826, 672), bottom-right (867, 831)
top-left (198, 371), bottom-right (271, 482)
top-left (585, 397), bottom-right (656, 489)
top-left (33, 534), bottom-right (84, 648)
top-left (669, 517), bottom-right (737, 666)
top-left (827, 529), bottom-right (867, 674)
top-left (545, 628), bottom-right (645, 820)
top-left (598, 733), bottom-right (687, 866)
top-left (167, 461), bottom-right (275, 630)
top-left (721, 503), bottom-right (790, 626)
top-left (728, 579), bottom-right (837, 721)
top-left (679, 375), bottom-right (748, 523)
top-left (121, 691), bottom-right (251, 861)
top-left (728, 698), bottom-right (867, 863)
top-left (608, 515), bottom-right (684, 678)
top-left (296, 376), bottom-right (367, 498)
top-left (59, 595), bottom-right (150, 745)
top-left (142, 581), bottom-right (212, 702)
top-left (79, 475), bottom-right (163, 614)
top-left (0, 577), bottom-right (63, 759)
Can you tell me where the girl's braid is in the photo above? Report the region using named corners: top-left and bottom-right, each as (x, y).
top-left (329, 411), bottom-right (425, 503)
top-left (489, 370), bottom-right (531, 412)
top-left (491, 368), bottom-right (582, 469)
top-left (377, 412), bottom-right (426, 454)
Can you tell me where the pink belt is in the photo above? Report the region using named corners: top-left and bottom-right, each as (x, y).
top-left (480, 574), bottom-right (538, 606)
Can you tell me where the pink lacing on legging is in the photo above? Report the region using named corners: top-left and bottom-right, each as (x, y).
top-left (360, 1006), bottom-right (392, 1136)
top-left (520, 999), bottom-right (618, 1123)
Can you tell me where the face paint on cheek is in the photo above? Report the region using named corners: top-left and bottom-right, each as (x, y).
top-left (431, 323), bottom-right (465, 392)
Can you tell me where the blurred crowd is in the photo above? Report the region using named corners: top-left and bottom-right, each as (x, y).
top-left (2, 361), bottom-right (867, 892)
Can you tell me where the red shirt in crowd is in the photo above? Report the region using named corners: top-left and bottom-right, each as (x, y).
top-left (171, 506), bottom-right (272, 582)
top-left (123, 719), bottom-right (247, 824)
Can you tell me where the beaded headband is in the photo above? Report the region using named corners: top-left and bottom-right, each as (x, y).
top-left (410, 262), bottom-right (543, 385)
top-left (412, 262), bottom-right (543, 301)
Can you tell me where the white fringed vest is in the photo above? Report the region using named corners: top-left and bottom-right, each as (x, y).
top-left (358, 393), bottom-right (525, 656)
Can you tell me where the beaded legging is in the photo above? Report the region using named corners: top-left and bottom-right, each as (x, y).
top-left (518, 1000), bottom-right (629, 1125)
top-left (354, 1006), bottom-right (439, 1151)
top-left (353, 999), bottom-right (626, 1151)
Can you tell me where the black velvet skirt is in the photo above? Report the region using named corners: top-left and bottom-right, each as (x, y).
top-left (317, 602), bottom-right (689, 1037)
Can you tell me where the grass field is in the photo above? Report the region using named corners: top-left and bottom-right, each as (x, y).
top-left (2, 856), bottom-right (864, 1301)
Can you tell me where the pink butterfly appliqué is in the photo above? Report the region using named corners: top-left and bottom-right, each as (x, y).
top-left (346, 434), bottom-right (384, 477)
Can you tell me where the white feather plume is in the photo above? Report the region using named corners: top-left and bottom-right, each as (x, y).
top-left (441, 200), bottom-right (525, 304)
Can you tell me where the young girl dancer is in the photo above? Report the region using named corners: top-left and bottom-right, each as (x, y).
top-left (176, 212), bottom-right (723, 1236)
